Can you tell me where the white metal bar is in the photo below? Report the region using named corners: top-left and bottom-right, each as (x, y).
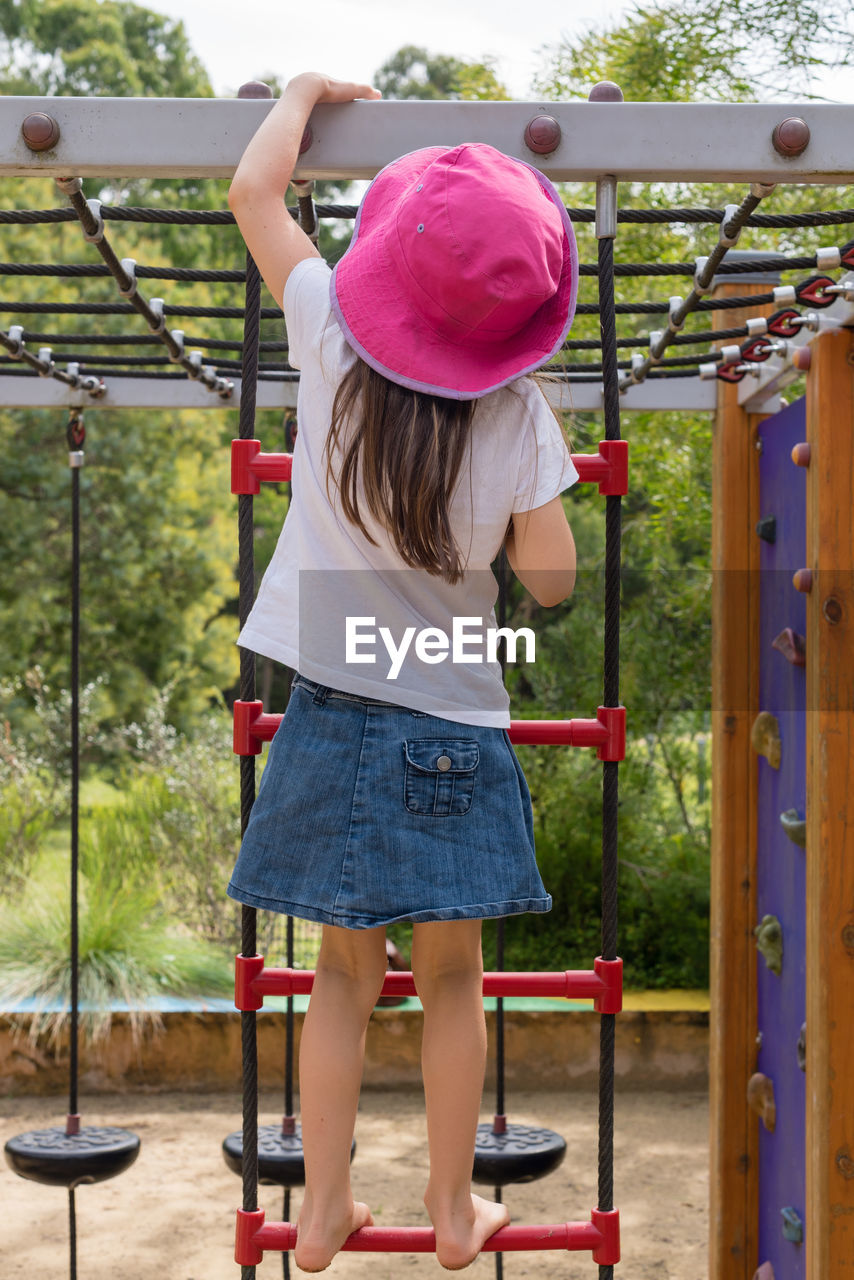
top-left (1, 97), bottom-right (853, 183)
top-left (0, 373), bottom-right (725, 413)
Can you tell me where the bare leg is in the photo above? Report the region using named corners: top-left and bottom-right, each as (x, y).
top-left (295, 922), bottom-right (387, 1272)
top-left (412, 919), bottom-right (510, 1269)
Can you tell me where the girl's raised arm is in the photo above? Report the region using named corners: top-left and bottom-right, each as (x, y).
top-left (227, 73), bottom-right (381, 306)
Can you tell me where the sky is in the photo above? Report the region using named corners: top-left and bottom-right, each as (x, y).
top-left (139, 0), bottom-right (636, 99)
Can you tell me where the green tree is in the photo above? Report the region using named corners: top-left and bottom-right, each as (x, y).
top-left (531, 0), bottom-right (853, 103)
top-left (375, 45), bottom-right (510, 100)
top-left (0, 0), bottom-right (211, 97)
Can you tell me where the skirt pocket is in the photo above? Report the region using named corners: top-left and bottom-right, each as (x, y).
top-left (403, 738), bottom-right (479, 817)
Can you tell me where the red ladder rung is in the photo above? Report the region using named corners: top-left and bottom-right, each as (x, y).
top-left (234, 956), bottom-right (623, 1013)
top-left (231, 439), bottom-right (628, 496)
top-left (232, 701), bottom-right (625, 760)
top-left (235, 1209), bottom-right (620, 1265)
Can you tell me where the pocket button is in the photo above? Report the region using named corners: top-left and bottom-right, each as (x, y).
top-left (436, 755), bottom-right (452, 771)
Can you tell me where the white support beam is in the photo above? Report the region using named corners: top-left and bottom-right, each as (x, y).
top-left (739, 274), bottom-right (854, 410)
top-left (1, 97), bottom-right (853, 184)
top-left (0, 373), bottom-right (721, 413)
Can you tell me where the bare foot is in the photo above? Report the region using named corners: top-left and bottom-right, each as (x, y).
top-left (294, 1199), bottom-right (373, 1273)
top-left (427, 1192), bottom-right (510, 1270)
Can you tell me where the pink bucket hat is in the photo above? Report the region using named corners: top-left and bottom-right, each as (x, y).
top-left (329, 143), bottom-right (578, 401)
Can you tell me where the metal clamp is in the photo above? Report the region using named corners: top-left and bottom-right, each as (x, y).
top-left (6, 324), bottom-right (24, 357)
top-left (148, 298), bottom-right (166, 334)
top-left (668, 296), bottom-right (685, 330)
top-left (773, 284), bottom-right (797, 306)
top-left (117, 257), bottom-right (138, 299)
top-left (36, 346), bottom-right (54, 376)
top-left (815, 245), bottom-right (841, 271)
top-left (168, 329), bottom-right (185, 362)
top-left (745, 316), bottom-right (769, 337)
top-left (718, 204), bottom-right (741, 248)
top-left (83, 198), bottom-right (105, 244)
top-left (648, 331), bottom-right (665, 362)
top-left (629, 353), bottom-right (646, 382)
top-left (693, 256), bottom-right (713, 296)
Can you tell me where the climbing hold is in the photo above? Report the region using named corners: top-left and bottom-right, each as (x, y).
top-left (4, 1126), bottom-right (140, 1188)
top-left (792, 568), bottom-right (813, 594)
top-left (472, 1121), bottom-right (566, 1187)
top-left (780, 809), bottom-right (806, 848)
top-left (780, 1206), bottom-right (804, 1243)
top-left (797, 1022), bottom-right (806, 1072)
top-left (747, 1073), bottom-right (776, 1132)
top-left (756, 515), bottom-right (777, 544)
top-left (751, 712), bottom-right (781, 769)
top-left (754, 915), bottom-right (783, 975)
top-left (792, 347), bottom-right (812, 372)
top-left (222, 1123), bottom-right (355, 1187)
top-left (772, 628), bottom-right (806, 667)
top-left (791, 442), bottom-right (811, 467)
top-left (752, 1262), bottom-right (775, 1280)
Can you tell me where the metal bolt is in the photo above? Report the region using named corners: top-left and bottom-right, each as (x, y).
top-left (822, 597), bottom-right (843, 625)
top-left (21, 112), bottom-right (60, 152)
top-left (524, 115), bottom-right (562, 155)
top-left (772, 117), bottom-right (810, 158)
top-left (299, 125), bottom-right (313, 155)
top-left (588, 81), bottom-right (624, 102)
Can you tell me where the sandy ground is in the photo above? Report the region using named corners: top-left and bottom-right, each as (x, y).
top-left (1, 1087), bottom-right (708, 1280)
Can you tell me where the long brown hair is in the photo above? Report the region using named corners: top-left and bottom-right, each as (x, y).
top-left (324, 358), bottom-right (477, 586)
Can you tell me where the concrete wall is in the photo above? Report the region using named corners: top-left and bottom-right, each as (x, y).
top-left (1, 1008), bottom-right (708, 1095)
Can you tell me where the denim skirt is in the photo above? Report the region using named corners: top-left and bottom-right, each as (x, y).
top-left (227, 673), bottom-right (551, 930)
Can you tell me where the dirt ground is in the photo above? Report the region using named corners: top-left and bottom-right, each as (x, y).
top-left (1, 1087), bottom-right (708, 1280)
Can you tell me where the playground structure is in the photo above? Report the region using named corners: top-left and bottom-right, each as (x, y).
top-left (0, 88), bottom-right (852, 1280)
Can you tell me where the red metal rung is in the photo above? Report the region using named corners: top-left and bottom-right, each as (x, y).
top-left (233, 701), bottom-right (283, 755)
top-left (591, 1207), bottom-right (621, 1265)
top-left (231, 439), bottom-right (292, 494)
top-left (241, 1219), bottom-right (614, 1258)
top-left (234, 959), bottom-right (624, 1010)
top-left (233, 704), bottom-right (624, 758)
top-left (571, 441), bottom-right (629, 496)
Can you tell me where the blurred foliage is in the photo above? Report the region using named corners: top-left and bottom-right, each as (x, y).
top-left (375, 45), bottom-right (510, 101)
top-left (531, 0), bottom-right (854, 103)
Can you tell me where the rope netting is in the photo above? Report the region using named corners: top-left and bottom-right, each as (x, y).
top-left (0, 175), bottom-right (852, 400)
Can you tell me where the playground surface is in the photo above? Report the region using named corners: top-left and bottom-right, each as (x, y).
top-left (1, 1086), bottom-right (707, 1279)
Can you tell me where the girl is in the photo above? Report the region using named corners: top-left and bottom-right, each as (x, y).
top-left (226, 73), bottom-right (579, 1273)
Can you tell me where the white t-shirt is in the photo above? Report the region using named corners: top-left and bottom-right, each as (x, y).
top-left (237, 257), bottom-right (578, 727)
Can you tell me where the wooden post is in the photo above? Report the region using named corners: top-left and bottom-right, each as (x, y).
top-left (804, 326), bottom-right (854, 1280)
top-left (709, 282), bottom-right (771, 1280)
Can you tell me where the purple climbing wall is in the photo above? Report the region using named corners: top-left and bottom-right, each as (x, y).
top-left (756, 396), bottom-right (807, 1277)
